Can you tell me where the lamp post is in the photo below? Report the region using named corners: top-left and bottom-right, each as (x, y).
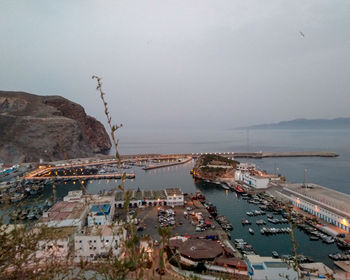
top-left (303, 169), bottom-right (307, 188)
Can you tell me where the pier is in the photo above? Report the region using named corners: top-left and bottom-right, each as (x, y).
top-left (189, 151), bottom-right (338, 159)
top-left (26, 173), bottom-right (136, 181)
top-left (143, 157), bottom-right (192, 170)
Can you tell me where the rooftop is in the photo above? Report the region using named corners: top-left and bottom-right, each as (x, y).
top-left (246, 255), bottom-right (287, 266)
top-left (165, 188), bottom-right (183, 196)
top-left (173, 238), bottom-right (223, 260)
top-left (77, 225), bottom-right (122, 236)
top-left (40, 201), bottom-right (86, 223)
top-left (90, 204), bottom-right (111, 216)
top-left (299, 262), bottom-right (333, 275)
top-left (34, 226), bottom-right (77, 240)
top-left (115, 188), bottom-right (171, 201)
top-left (283, 183), bottom-right (350, 216)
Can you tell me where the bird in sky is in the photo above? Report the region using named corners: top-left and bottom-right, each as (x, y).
top-left (299, 31), bottom-right (305, 37)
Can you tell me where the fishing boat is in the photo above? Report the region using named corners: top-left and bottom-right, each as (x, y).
top-left (256, 219), bottom-right (266, 225)
top-left (248, 228), bottom-right (254, 235)
top-left (10, 193), bottom-right (25, 203)
top-left (234, 184), bottom-right (245, 194)
top-left (29, 184), bottom-right (43, 195)
top-left (221, 184), bottom-right (229, 190)
top-left (272, 251), bottom-right (279, 258)
top-left (309, 236), bottom-right (319, 241)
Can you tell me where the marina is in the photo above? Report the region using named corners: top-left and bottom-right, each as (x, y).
top-left (2, 149), bottom-right (350, 273)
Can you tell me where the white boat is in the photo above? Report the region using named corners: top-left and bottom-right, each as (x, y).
top-left (10, 193), bottom-right (25, 203)
top-left (249, 228), bottom-right (254, 235)
top-left (221, 184), bottom-right (229, 190)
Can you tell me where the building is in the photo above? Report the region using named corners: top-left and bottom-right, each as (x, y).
top-left (236, 162), bottom-right (256, 172)
top-left (242, 173), bottom-right (269, 189)
top-left (168, 237), bottom-right (248, 277)
top-left (64, 190), bottom-right (84, 202)
top-left (245, 255), bottom-right (298, 280)
top-left (165, 188), bottom-right (184, 207)
top-left (277, 183), bottom-right (350, 232)
top-left (74, 225), bottom-right (126, 261)
top-left (39, 201), bottom-right (88, 228)
top-left (114, 188), bottom-right (184, 208)
top-left (299, 262), bottom-right (334, 279)
top-left (87, 204), bottom-right (112, 226)
top-left (35, 226), bottom-right (76, 262)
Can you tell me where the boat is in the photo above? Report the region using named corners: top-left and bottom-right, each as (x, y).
top-left (272, 251), bottom-right (279, 258)
top-left (10, 193), bottom-right (25, 203)
top-left (248, 228), bottom-right (254, 235)
top-left (27, 210), bottom-right (37, 220)
top-left (195, 191), bottom-right (206, 203)
top-left (221, 184), bottom-right (229, 190)
top-left (205, 203), bottom-right (218, 217)
top-left (256, 219), bottom-right (266, 225)
top-left (246, 212), bottom-right (254, 216)
top-left (241, 219), bottom-right (251, 225)
top-left (234, 184), bottom-right (245, 194)
top-left (310, 236), bottom-right (319, 241)
top-left (29, 184), bottom-right (43, 195)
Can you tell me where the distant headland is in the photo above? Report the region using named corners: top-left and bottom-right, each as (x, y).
top-left (239, 118), bottom-right (350, 130)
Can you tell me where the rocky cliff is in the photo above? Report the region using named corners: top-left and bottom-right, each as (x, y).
top-left (0, 91), bottom-right (111, 164)
top-left (192, 154), bottom-right (238, 182)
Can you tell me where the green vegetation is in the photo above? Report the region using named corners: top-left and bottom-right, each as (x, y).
top-left (200, 154), bottom-right (238, 167)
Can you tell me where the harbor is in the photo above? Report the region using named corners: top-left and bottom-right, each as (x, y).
top-left (2, 151), bottom-right (350, 277)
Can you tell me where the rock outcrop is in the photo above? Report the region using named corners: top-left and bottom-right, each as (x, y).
top-left (192, 154), bottom-right (238, 182)
top-left (0, 91), bottom-right (111, 164)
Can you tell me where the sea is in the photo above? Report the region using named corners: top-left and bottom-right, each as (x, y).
top-left (6, 128), bottom-right (350, 268)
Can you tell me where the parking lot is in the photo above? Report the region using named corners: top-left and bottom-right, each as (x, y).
top-left (114, 198), bottom-right (229, 242)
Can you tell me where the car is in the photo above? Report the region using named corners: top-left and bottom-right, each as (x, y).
top-left (154, 240), bottom-right (159, 246)
top-left (129, 210), bottom-right (135, 215)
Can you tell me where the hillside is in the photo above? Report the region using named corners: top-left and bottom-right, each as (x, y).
top-left (0, 91), bottom-right (111, 164)
top-left (192, 154), bottom-right (239, 182)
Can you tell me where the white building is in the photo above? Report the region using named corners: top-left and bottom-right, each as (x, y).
top-left (277, 183), bottom-right (350, 233)
top-left (34, 226), bottom-right (76, 263)
top-left (236, 162), bottom-right (256, 172)
top-left (245, 255), bottom-right (298, 280)
top-left (165, 188), bottom-right (184, 206)
top-left (87, 204), bottom-right (113, 226)
top-left (242, 173), bottom-right (269, 189)
top-left (74, 225), bottom-right (126, 261)
top-left (114, 188), bottom-right (184, 208)
top-left (64, 190), bottom-right (83, 202)
top-left (39, 201), bottom-right (88, 229)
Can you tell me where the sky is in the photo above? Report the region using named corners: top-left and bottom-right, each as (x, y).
top-left (1, 0), bottom-right (350, 129)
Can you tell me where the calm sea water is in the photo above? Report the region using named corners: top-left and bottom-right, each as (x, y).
top-left (5, 128), bottom-right (350, 268)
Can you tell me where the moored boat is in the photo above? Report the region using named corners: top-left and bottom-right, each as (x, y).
top-left (234, 184), bottom-right (245, 194)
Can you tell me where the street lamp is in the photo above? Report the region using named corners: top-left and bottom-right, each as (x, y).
top-left (303, 169), bottom-right (307, 188)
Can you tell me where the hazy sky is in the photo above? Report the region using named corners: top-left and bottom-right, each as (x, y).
top-left (1, 0), bottom-right (350, 129)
